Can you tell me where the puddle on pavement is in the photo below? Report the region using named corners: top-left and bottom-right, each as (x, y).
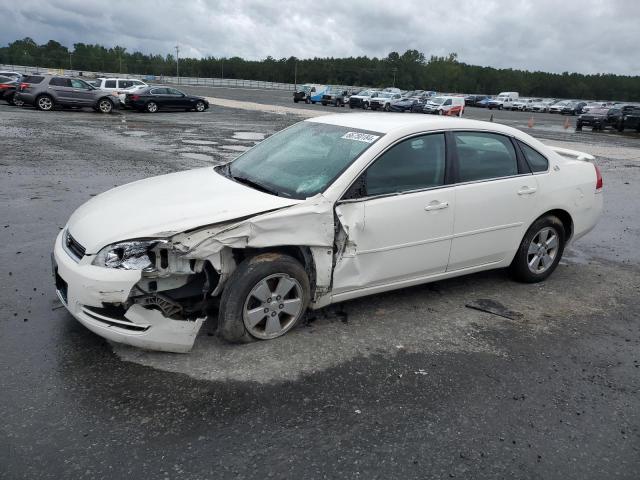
top-left (122, 130), bottom-right (149, 137)
top-left (181, 139), bottom-right (219, 145)
top-left (220, 145), bottom-right (252, 152)
top-left (232, 132), bottom-right (265, 141)
top-left (180, 152), bottom-right (215, 161)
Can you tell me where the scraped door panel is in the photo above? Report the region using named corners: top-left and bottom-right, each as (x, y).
top-left (332, 188), bottom-right (455, 294)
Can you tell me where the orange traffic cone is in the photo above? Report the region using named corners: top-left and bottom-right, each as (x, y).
top-left (489, 114), bottom-right (494, 122)
top-left (527, 117), bottom-right (534, 128)
top-left (563, 117), bottom-right (570, 130)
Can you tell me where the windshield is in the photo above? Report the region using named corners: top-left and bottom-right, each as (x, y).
top-left (430, 97), bottom-right (445, 105)
top-left (589, 108), bottom-right (609, 115)
top-left (374, 92), bottom-right (392, 98)
top-left (356, 89), bottom-right (371, 96)
top-left (226, 122), bottom-right (382, 199)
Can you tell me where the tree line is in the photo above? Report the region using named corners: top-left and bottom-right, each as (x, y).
top-left (1, 38), bottom-right (639, 101)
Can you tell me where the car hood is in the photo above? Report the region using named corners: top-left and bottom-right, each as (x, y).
top-left (67, 167), bottom-right (301, 254)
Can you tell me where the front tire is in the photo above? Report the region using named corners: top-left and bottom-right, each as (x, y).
top-left (218, 253), bottom-right (310, 343)
top-left (195, 101), bottom-right (206, 112)
top-left (510, 215), bottom-right (565, 283)
top-left (97, 98), bottom-right (114, 114)
top-left (36, 94), bottom-right (54, 111)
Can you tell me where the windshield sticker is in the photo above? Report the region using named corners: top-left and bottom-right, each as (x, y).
top-left (341, 132), bottom-right (380, 143)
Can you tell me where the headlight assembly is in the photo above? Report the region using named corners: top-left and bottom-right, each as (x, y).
top-left (92, 240), bottom-right (166, 270)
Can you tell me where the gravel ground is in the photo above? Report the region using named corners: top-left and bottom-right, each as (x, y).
top-left (1, 94), bottom-right (639, 480)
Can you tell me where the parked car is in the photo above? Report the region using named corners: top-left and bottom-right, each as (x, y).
top-left (321, 87), bottom-right (348, 107)
top-left (560, 101), bottom-right (587, 115)
top-left (52, 114), bottom-right (603, 352)
top-left (0, 75), bottom-right (21, 105)
top-left (91, 77), bottom-right (148, 106)
top-left (465, 95), bottom-right (490, 107)
top-left (369, 91), bottom-right (402, 111)
top-left (422, 96), bottom-right (465, 116)
top-left (576, 107), bottom-right (614, 131)
top-left (529, 99), bottom-right (556, 113)
top-left (582, 102), bottom-right (609, 113)
top-left (124, 86), bottom-right (209, 113)
top-left (476, 97), bottom-right (494, 108)
top-left (487, 92), bottom-right (519, 110)
top-left (293, 84), bottom-right (328, 104)
top-left (0, 71), bottom-right (22, 80)
top-left (348, 89), bottom-right (378, 109)
top-left (609, 105), bottom-right (640, 132)
top-left (389, 96), bottom-right (422, 112)
top-left (548, 100), bottom-right (572, 113)
top-left (512, 98), bottom-right (540, 111)
top-left (15, 74), bottom-right (119, 113)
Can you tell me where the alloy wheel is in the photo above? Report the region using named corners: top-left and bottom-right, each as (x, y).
top-left (242, 274), bottom-right (304, 340)
top-left (195, 101), bottom-right (205, 112)
top-left (527, 227), bottom-right (559, 274)
top-left (98, 99), bottom-right (112, 113)
top-left (38, 96), bottom-right (53, 111)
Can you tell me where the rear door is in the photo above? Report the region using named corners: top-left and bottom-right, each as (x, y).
top-left (48, 77), bottom-right (74, 104)
top-left (447, 131), bottom-right (538, 271)
top-left (148, 87), bottom-right (170, 109)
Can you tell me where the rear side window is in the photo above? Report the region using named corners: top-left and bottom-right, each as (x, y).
top-left (366, 133), bottom-right (446, 196)
top-left (49, 77), bottom-right (71, 87)
top-left (518, 141), bottom-right (549, 172)
top-left (454, 132), bottom-right (518, 182)
top-left (118, 80), bottom-right (134, 88)
top-left (23, 75), bottom-right (44, 84)
top-left (150, 88), bottom-right (168, 94)
top-left (104, 80), bottom-right (116, 88)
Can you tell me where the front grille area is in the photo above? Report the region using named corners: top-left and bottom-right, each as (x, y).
top-left (82, 305), bottom-right (150, 332)
top-left (64, 231), bottom-right (86, 260)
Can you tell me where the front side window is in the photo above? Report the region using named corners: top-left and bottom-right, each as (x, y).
top-left (150, 88), bottom-right (168, 95)
top-left (168, 88), bottom-right (184, 95)
top-left (518, 141), bottom-right (548, 172)
top-left (365, 133), bottom-right (446, 196)
top-left (227, 122), bottom-right (381, 199)
top-left (70, 79), bottom-right (91, 89)
top-left (119, 80), bottom-right (133, 88)
top-left (454, 132), bottom-right (518, 182)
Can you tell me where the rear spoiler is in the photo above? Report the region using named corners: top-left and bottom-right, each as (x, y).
top-left (549, 146), bottom-right (595, 162)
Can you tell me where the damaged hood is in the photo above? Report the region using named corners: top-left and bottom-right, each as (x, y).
top-left (67, 167), bottom-right (301, 254)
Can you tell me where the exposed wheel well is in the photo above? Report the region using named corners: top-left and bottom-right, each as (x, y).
top-left (539, 209), bottom-right (574, 241)
top-left (231, 246), bottom-right (317, 295)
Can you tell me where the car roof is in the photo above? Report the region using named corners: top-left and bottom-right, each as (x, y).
top-left (306, 113), bottom-right (522, 136)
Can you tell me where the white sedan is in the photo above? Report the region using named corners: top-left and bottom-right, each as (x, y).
top-left (53, 114), bottom-right (603, 352)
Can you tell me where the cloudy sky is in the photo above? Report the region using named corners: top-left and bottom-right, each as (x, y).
top-left (0, 0), bottom-right (638, 75)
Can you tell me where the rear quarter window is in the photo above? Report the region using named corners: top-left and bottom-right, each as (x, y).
top-left (23, 75), bottom-right (44, 84)
top-left (518, 141), bottom-right (549, 172)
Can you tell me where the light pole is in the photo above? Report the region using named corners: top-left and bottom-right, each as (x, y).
top-left (392, 67), bottom-right (398, 87)
top-left (175, 44), bottom-right (180, 83)
top-left (68, 52), bottom-right (72, 70)
top-left (294, 60), bottom-right (297, 91)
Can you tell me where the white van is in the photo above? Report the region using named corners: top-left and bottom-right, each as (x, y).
top-left (487, 91), bottom-right (519, 110)
top-left (293, 84), bottom-right (329, 104)
top-left (422, 96), bottom-right (465, 116)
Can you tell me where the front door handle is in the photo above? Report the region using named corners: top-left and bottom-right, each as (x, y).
top-left (425, 201), bottom-right (449, 211)
top-left (517, 186), bottom-right (537, 195)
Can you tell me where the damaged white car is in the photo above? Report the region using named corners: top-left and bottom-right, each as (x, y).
top-left (53, 114), bottom-right (603, 352)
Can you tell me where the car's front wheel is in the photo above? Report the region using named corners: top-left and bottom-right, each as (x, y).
top-left (218, 253), bottom-right (310, 343)
top-left (510, 215), bottom-right (565, 283)
top-left (97, 98), bottom-right (114, 114)
top-left (195, 101), bottom-right (206, 112)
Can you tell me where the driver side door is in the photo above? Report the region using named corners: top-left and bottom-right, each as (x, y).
top-left (332, 133), bottom-right (455, 294)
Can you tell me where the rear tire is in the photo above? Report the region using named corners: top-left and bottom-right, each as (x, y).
top-left (36, 94), bottom-right (54, 111)
top-left (510, 215), bottom-right (565, 283)
top-left (218, 253), bottom-right (310, 343)
top-left (145, 101), bottom-right (158, 113)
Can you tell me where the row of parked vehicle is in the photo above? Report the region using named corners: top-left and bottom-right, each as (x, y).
top-left (0, 71), bottom-right (209, 113)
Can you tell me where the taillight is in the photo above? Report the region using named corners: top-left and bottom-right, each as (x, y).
top-left (130, 95), bottom-right (140, 101)
top-left (0, 84), bottom-right (9, 89)
top-left (594, 164), bottom-right (603, 191)
top-left (19, 82), bottom-right (29, 90)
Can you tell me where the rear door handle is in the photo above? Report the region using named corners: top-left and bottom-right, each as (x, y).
top-left (425, 201), bottom-right (449, 211)
top-left (517, 186), bottom-right (537, 195)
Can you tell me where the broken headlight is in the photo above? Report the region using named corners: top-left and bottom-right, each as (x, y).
top-left (92, 240), bottom-right (165, 271)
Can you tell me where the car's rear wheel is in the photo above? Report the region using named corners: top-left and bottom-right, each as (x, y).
top-left (218, 253), bottom-right (310, 343)
top-left (195, 101), bottom-right (206, 112)
top-left (145, 101), bottom-right (158, 113)
top-left (36, 95), bottom-right (54, 111)
top-left (510, 215), bottom-right (565, 283)
top-left (97, 98), bottom-right (113, 114)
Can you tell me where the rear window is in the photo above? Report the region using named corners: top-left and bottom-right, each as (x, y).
top-left (22, 75), bottom-right (44, 84)
top-left (518, 141), bottom-right (549, 173)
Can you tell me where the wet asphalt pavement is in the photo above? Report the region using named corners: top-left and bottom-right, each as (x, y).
top-left (1, 93), bottom-right (640, 479)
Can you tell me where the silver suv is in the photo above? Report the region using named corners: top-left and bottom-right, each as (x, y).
top-left (15, 74), bottom-right (119, 113)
